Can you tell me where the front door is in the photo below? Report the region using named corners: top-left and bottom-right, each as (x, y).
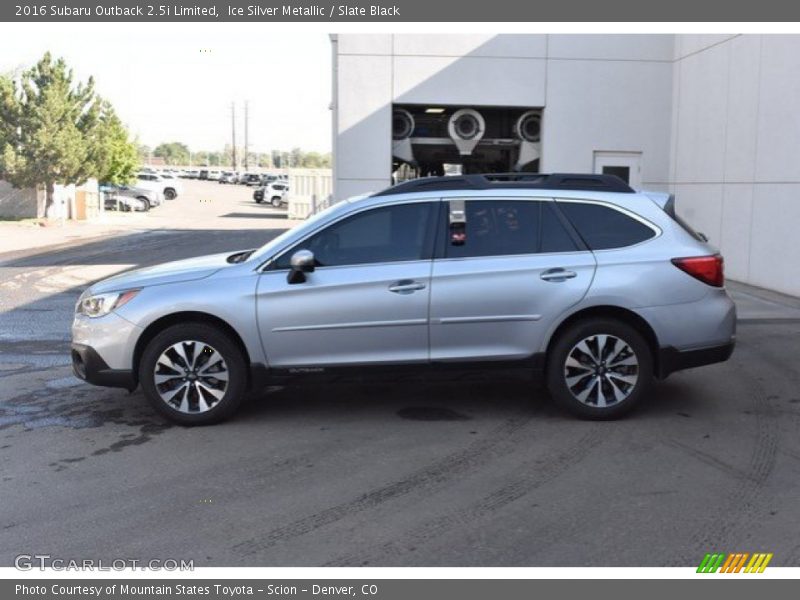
top-left (256, 201), bottom-right (437, 368)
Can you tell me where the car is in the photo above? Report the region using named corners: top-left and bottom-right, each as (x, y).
top-left (244, 173), bottom-right (263, 186)
top-left (254, 181), bottom-right (290, 207)
top-left (125, 179), bottom-right (163, 209)
top-left (183, 170), bottom-right (199, 179)
top-left (155, 172), bottom-right (185, 198)
top-left (136, 172), bottom-right (181, 201)
top-left (207, 170), bottom-right (221, 181)
top-left (100, 184), bottom-right (159, 212)
top-left (259, 173), bottom-right (280, 186)
top-left (72, 172), bottom-right (736, 425)
top-left (218, 171), bottom-right (238, 184)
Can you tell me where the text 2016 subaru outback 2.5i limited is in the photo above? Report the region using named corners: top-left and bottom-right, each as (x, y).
top-left (72, 173), bottom-right (736, 424)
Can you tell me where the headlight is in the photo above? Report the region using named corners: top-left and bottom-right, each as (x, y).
top-left (76, 289), bottom-right (140, 318)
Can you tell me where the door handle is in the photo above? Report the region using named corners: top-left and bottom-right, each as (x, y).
top-left (388, 280), bottom-right (427, 294)
top-left (540, 268), bottom-right (577, 282)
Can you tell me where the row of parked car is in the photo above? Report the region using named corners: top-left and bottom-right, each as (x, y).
top-left (161, 167), bottom-right (286, 186)
top-left (101, 171), bottom-right (184, 212)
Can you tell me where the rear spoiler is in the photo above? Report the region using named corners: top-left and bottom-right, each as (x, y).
top-left (642, 191), bottom-right (675, 216)
top-left (647, 191), bottom-right (708, 242)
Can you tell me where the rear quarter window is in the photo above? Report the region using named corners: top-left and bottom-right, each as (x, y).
top-left (557, 201), bottom-right (656, 250)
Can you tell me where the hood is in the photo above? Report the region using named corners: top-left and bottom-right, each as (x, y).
top-left (88, 251), bottom-right (238, 294)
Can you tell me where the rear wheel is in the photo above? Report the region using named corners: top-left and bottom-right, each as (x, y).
top-left (546, 318), bottom-right (653, 420)
top-left (137, 196), bottom-right (151, 211)
top-left (164, 188), bottom-right (177, 200)
top-left (139, 323), bottom-right (248, 425)
top-left (271, 196), bottom-right (282, 207)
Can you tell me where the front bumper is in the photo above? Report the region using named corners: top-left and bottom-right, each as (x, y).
top-left (658, 339), bottom-right (735, 379)
top-left (72, 343), bottom-right (136, 390)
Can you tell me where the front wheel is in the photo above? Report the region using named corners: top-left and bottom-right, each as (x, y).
top-left (164, 188), bottom-right (177, 200)
top-left (546, 318), bottom-right (653, 420)
top-left (136, 196), bottom-right (151, 211)
top-left (139, 323), bottom-right (248, 425)
top-left (271, 196), bottom-right (282, 207)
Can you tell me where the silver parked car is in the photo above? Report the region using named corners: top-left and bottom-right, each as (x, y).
top-left (72, 173), bottom-right (735, 425)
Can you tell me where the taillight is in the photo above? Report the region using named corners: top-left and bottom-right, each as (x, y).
top-left (671, 255), bottom-right (724, 287)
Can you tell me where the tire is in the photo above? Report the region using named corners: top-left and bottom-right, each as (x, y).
top-left (255, 196), bottom-right (263, 204)
top-left (271, 196), bottom-right (283, 207)
top-left (164, 188), bottom-right (177, 200)
top-left (137, 196), bottom-right (151, 211)
top-left (546, 318), bottom-right (653, 420)
top-left (139, 323), bottom-right (248, 425)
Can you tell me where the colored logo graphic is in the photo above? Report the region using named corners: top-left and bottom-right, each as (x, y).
top-left (697, 553), bottom-right (773, 573)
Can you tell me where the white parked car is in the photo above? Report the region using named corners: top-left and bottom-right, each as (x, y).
top-left (137, 172), bottom-right (183, 200)
top-left (254, 181), bottom-right (290, 207)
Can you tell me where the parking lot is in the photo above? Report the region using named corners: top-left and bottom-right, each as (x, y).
top-left (2, 180), bottom-right (800, 567)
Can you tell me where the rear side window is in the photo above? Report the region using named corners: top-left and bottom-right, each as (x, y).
top-left (557, 201), bottom-right (655, 250)
top-left (445, 200), bottom-right (579, 258)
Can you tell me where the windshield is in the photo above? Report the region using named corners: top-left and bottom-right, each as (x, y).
top-left (247, 200), bottom-right (353, 264)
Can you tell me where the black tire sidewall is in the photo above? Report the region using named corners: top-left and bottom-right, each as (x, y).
top-left (547, 318), bottom-right (653, 420)
top-left (271, 196), bottom-right (282, 207)
top-left (139, 323), bottom-right (248, 425)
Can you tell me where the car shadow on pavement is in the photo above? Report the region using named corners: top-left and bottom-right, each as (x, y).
top-left (0, 227), bottom-right (289, 268)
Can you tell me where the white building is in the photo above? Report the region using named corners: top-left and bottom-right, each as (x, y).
top-left (331, 34), bottom-right (800, 297)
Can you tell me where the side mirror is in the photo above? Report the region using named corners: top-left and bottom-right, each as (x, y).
top-left (287, 249), bottom-right (315, 284)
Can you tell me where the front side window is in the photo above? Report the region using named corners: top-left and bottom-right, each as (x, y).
top-left (275, 202), bottom-right (434, 269)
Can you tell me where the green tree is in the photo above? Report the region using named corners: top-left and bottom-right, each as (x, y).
top-left (0, 52), bottom-right (101, 212)
top-left (153, 141), bottom-right (190, 166)
top-left (89, 102), bottom-right (139, 184)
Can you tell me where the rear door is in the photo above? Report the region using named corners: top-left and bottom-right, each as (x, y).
top-left (429, 198), bottom-right (596, 362)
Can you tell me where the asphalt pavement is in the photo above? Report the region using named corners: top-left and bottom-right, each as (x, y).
top-left (1, 181), bottom-right (799, 567)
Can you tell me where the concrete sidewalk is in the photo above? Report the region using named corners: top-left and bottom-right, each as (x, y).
top-left (727, 280), bottom-right (800, 322)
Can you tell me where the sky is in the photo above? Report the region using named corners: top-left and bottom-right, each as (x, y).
top-left (0, 24), bottom-right (332, 153)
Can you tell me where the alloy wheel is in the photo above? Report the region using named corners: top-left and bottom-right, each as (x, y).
top-left (563, 334), bottom-right (639, 408)
top-left (153, 340), bottom-right (229, 413)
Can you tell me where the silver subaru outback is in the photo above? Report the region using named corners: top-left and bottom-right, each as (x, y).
top-left (72, 173), bottom-right (735, 424)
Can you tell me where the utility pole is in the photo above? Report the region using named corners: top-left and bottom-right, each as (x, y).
top-left (244, 100), bottom-right (249, 171)
top-left (231, 102), bottom-right (237, 169)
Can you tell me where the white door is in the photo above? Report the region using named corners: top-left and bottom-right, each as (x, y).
top-left (593, 151), bottom-right (642, 190)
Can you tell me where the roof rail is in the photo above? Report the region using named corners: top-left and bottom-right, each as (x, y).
top-left (372, 172), bottom-right (635, 196)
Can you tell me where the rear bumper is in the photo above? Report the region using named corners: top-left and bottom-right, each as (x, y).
top-left (658, 339), bottom-right (735, 378)
top-left (71, 343), bottom-right (136, 391)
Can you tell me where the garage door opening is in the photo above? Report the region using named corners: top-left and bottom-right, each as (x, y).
top-left (392, 104), bottom-right (543, 183)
